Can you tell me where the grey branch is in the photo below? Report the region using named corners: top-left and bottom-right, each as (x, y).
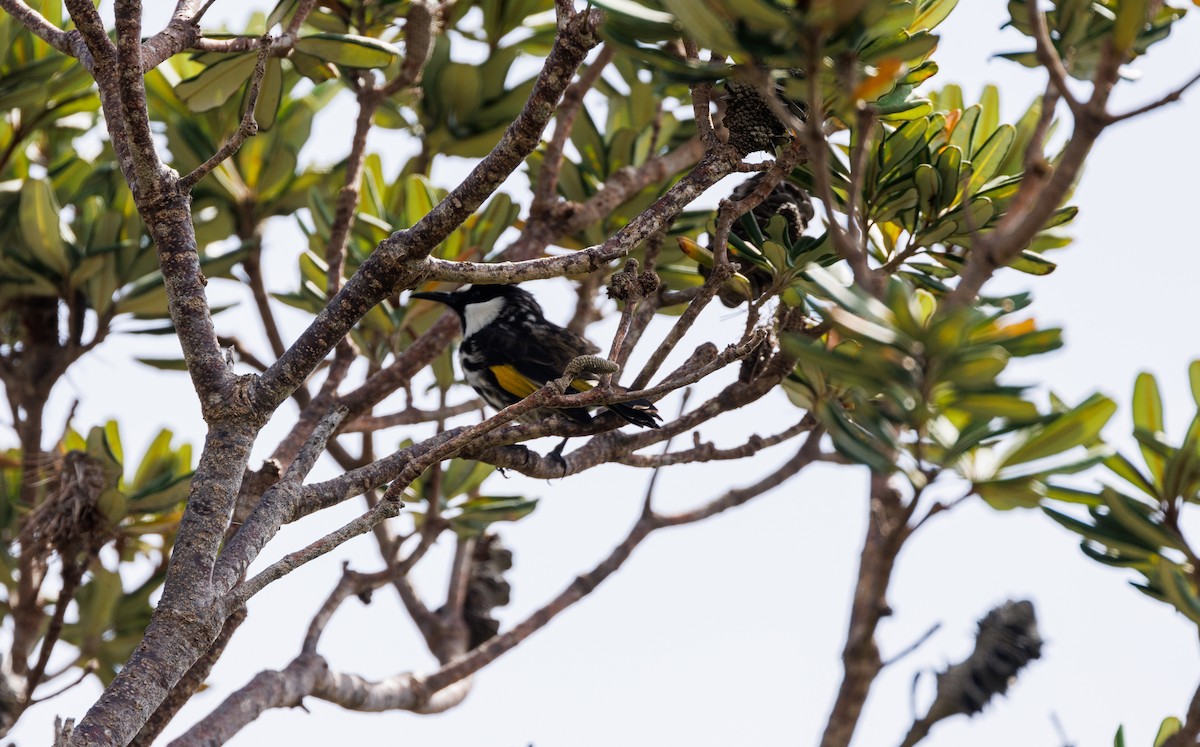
top-left (179, 36), bottom-right (273, 191)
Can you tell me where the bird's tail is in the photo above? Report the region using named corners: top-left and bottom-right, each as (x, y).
top-left (607, 398), bottom-right (661, 429)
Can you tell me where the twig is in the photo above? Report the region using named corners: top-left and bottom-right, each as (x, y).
top-left (618, 419), bottom-right (813, 468)
top-left (212, 407), bottom-right (350, 594)
top-left (444, 535), bottom-right (475, 623)
top-left (423, 149), bottom-right (736, 287)
top-left (341, 400), bottom-right (483, 431)
top-left (882, 623), bottom-right (942, 667)
top-left (228, 500), bottom-right (402, 607)
top-left (909, 489), bottom-right (973, 533)
top-left (1026, 2), bottom-right (1085, 119)
top-left (799, 53), bottom-right (875, 296)
top-left (191, 0), bottom-right (222, 24)
top-left (179, 36), bottom-right (273, 191)
top-left (324, 74), bottom-right (385, 297)
top-left (28, 663), bottom-right (94, 705)
top-left (283, 0), bottom-right (317, 36)
top-left (683, 40), bottom-right (718, 148)
top-left (532, 45), bottom-right (615, 211)
top-left (302, 566), bottom-right (388, 654)
top-left (1107, 68), bottom-right (1200, 123)
top-left (381, 0), bottom-right (436, 95)
top-left (640, 389), bottom-right (691, 514)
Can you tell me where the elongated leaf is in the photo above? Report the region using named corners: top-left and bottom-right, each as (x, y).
top-left (965, 124), bottom-right (1015, 195)
top-left (1133, 372), bottom-right (1166, 483)
top-left (1003, 394), bottom-right (1116, 466)
top-left (175, 54), bottom-right (258, 112)
top-left (294, 33), bottom-right (400, 68)
top-left (19, 178), bottom-right (69, 275)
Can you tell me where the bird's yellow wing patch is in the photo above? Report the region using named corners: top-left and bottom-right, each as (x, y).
top-left (489, 365), bottom-right (541, 398)
top-left (570, 378), bottom-right (594, 392)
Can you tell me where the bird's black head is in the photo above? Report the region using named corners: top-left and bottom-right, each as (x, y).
top-left (410, 284), bottom-right (544, 336)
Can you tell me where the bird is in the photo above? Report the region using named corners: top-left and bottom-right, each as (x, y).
top-left (409, 283), bottom-right (662, 431)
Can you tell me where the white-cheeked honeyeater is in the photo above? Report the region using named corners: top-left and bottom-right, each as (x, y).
top-left (410, 284), bottom-right (661, 429)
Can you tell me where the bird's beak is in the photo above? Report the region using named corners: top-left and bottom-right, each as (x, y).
top-left (410, 290), bottom-right (456, 306)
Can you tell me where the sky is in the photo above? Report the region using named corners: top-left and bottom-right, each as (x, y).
top-left (7, 2), bottom-right (1200, 747)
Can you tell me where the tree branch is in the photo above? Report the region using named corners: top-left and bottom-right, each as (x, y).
top-left (179, 36), bottom-right (272, 191)
top-left (251, 6), bottom-right (605, 412)
top-left (0, 0), bottom-right (72, 55)
top-left (1106, 67), bottom-right (1200, 124)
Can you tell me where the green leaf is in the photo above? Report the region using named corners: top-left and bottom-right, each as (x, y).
top-left (175, 54), bottom-right (258, 112)
top-left (911, 0), bottom-right (959, 31)
top-left (1104, 452), bottom-right (1159, 497)
top-left (964, 124), bottom-right (1015, 195)
top-left (1003, 394), bottom-right (1116, 467)
top-left (589, 0), bottom-right (680, 36)
top-left (19, 178), bottom-right (69, 275)
top-left (1189, 360), bottom-right (1200, 408)
top-left (1008, 250), bottom-right (1056, 275)
top-left (1042, 506), bottom-right (1158, 557)
top-left (1156, 560), bottom-right (1200, 626)
top-left (1113, 0), bottom-right (1151, 53)
top-left (661, 0), bottom-right (739, 50)
top-left (293, 33), bottom-right (400, 68)
top-left (976, 478), bottom-right (1040, 510)
top-left (137, 358), bottom-right (189, 371)
top-left (1155, 717), bottom-right (1183, 747)
top-left (1100, 487), bottom-right (1183, 551)
top-left (1133, 372), bottom-right (1167, 484)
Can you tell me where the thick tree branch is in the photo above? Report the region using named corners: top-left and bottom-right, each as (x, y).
top-left (129, 606), bottom-right (247, 747)
top-left (820, 473), bottom-right (908, 747)
top-left (213, 407), bottom-right (349, 594)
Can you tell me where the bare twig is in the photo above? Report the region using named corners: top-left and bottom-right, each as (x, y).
top-left (882, 623), bottom-right (942, 667)
top-left (1026, 2), bottom-right (1085, 119)
top-left (1107, 68), bottom-right (1200, 123)
top-left (618, 419), bottom-right (813, 468)
top-left (179, 36), bottom-right (273, 191)
top-left (532, 45), bottom-right (615, 211)
top-left (342, 400), bottom-right (483, 431)
top-left (212, 408), bottom-right (349, 594)
top-left (28, 663), bottom-right (94, 705)
top-left (228, 500), bottom-right (402, 607)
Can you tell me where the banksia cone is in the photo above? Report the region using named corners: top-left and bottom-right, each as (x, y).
top-left (703, 173), bottom-right (814, 308)
top-left (901, 600), bottom-right (1043, 747)
top-left (730, 174), bottom-right (814, 245)
top-left (722, 78), bottom-right (790, 156)
top-left (462, 533), bottom-right (513, 649)
top-left (721, 71), bottom-right (805, 156)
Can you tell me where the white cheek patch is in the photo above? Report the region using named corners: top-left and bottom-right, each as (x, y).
top-left (462, 297), bottom-right (505, 336)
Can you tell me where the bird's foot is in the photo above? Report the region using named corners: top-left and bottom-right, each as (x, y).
top-left (548, 437), bottom-right (570, 479)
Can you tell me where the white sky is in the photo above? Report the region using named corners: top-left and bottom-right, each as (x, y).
top-left (8, 2), bottom-right (1200, 747)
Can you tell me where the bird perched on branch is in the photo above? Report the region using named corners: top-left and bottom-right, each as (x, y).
top-left (410, 284), bottom-right (661, 430)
